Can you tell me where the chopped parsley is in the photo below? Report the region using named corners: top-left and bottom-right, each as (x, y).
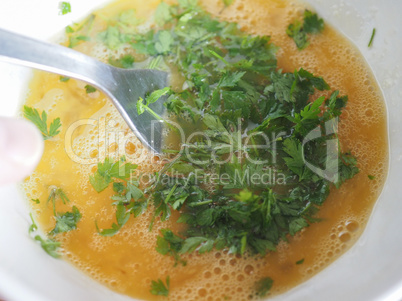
top-left (66, 14), bottom-right (95, 48)
top-left (150, 276), bottom-right (170, 297)
top-left (303, 10), bottom-right (324, 34)
top-left (31, 198), bottom-right (40, 204)
top-left (255, 277), bottom-right (274, 297)
top-left (97, 9), bottom-right (142, 49)
top-left (136, 87), bottom-right (172, 120)
top-left (108, 54), bottom-right (135, 69)
top-left (29, 213), bottom-right (38, 234)
top-left (287, 10), bottom-right (324, 50)
top-left (59, 2), bottom-right (71, 15)
top-left (28, 188), bottom-right (81, 258)
top-left (368, 28), bottom-right (376, 47)
top-left (88, 1), bottom-right (359, 295)
top-left (91, 0), bottom-right (359, 257)
top-left (46, 188), bottom-right (82, 235)
top-left (34, 235), bottom-right (62, 258)
top-left (84, 84), bottom-right (97, 94)
top-left (23, 106), bottom-right (61, 140)
top-left (156, 229), bottom-right (187, 266)
top-left (223, 0), bottom-right (235, 7)
top-left (89, 157), bottom-right (138, 193)
top-left (47, 187), bottom-right (70, 216)
top-left (95, 203), bottom-right (130, 236)
top-left (49, 206), bottom-right (82, 235)
top-left (59, 76), bottom-right (70, 82)
top-left (296, 258), bottom-right (305, 265)
top-left (29, 213), bottom-right (62, 258)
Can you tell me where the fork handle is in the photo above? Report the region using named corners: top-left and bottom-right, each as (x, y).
top-left (0, 28), bottom-right (112, 87)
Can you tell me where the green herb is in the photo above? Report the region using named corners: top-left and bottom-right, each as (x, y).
top-left (155, 1), bottom-right (172, 26)
top-left (84, 85), bottom-right (97, 93)
top-left (303, 10), bottom-right (324, 34)
top-left (136, 87), bottom-right (172, 120)
top-left (223, 0), bottom-right (235, 7)
top-left (65, 25), bottom-right (74, 33)
top-left (287, 10), bottom-right (324, 50)
top-left (59, 2), bottom-right (71, 15)
top-left (95, 203), bottom-right (130, 236)
top-left (47, 187), bottom-right (70, 216)
top-left (156, 229), bottom-right (187, 266)
top-left (59, 76), bottom-right (70, 82)
top-left (23, 106), bottom-right (61, 140)
top-left (68, 35), bottom-right (91, 48)
top-left (66, 14), bottom-right (95, 48)
top-left (368, 175), bottom-right (375, 180)
top-left (296, 258), bottom-right (305, 265)
top-left (34, 235), bottom-right (62, 258)
top-left (97, 9), bottom-right (142, 49)
top-left (89, 157), bottom-right (138, 193)
top-left (98, 26), bottom-right (121, 49)
top-left (29, 213), bottom-right (62, 258)
top-left (255, 277), bottom-right (274, 297)
top-left (29, 213), bottom-right (38, 234)
top-left (91, 0), bottom-right (358, 281)
top-left (286, 21), bottom-right (309, 50)
top-left (109, 54), bottom-right (135, 69)
top-left (150, 276), bottom-right (170, 297)
top-left (368, 28), bottom-right (376, 47)
top-left (31, 199), bottom-right (40, 204)
top-left (49, 206), bottom-right (82, 235)
top-left (89, 158), bottom-right (144, 236)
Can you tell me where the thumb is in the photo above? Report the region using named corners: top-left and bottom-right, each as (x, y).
top-left (0, 117), bottom-right (44, 185)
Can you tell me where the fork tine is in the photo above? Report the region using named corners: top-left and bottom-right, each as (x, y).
top-left (106, 68), bottom-right (169, 154)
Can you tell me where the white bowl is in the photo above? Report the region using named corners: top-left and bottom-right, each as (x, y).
top-left (0, 0), bottom-right (401, 300)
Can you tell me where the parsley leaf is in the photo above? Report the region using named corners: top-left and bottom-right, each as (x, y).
top-left (286, 21), bottom-right (309, 50)
top-left (296, 258), bottom-right (305, 264)
top-left (96, 203), bottom-right (130, 236)
top-left (29, 214), bottom-right (62, 258)
top-left (85, 85), bottom-right (97, 93)
top-left (34, 235), bottom-right (62, 258)
top-left (31, 198), bottom-right (40, 204)
top-left (287, 10), bottom-right (324, 50)
top-left (156, 229), bottom-right (187, 266)
top-left (283, 138), bottom-right (306, 179)
top-left (368, 28), bottom-right (376, 47)
top-left (23, 106), bottom-right (62, 140)
top-left (59, 76), bottom-right (70, 82)
top-left (49, 206), bottom-right (82, 235)
top-left (137, 87), bottom-right (171, 120)
top-left (150, 276), bottom-right (170, 297)
top-left (109, 54), bottom-right (135, 69)
top-left (255, 277), bottom-right (274, 297)
top-left (88, 1), bottom-right (359, 274)
top-left (303, 10), bottom-right (324, 34)
top-left (155, 2), bottom-right (173, 26)
top-left (223, 0), bottom-right (235, 7)
top-left (59, 2), bottom-right (71, 15)
top-left (98, 26), bottom-right (121, 49)
top-left (47, 187), bottom-right (70, 216)
top-left (89, 157), bottom-right (138, 192)
top-left (29, 213), bottom-right (38, 234)
top-left (155, 30), bottom-right (174, 54)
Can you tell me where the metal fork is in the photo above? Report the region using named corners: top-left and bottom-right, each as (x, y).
top-left (0, 28), bottom-right (168, 153)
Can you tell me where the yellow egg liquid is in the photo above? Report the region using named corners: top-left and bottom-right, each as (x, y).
top-left (22, 0), bottom-right (388, 300)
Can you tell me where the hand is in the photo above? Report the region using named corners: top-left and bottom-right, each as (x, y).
top-left (0, 117), bottom-right (44, 185)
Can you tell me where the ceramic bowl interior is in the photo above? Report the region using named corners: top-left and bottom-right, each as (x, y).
top-left (0, 0), bottom-right (401, 300)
